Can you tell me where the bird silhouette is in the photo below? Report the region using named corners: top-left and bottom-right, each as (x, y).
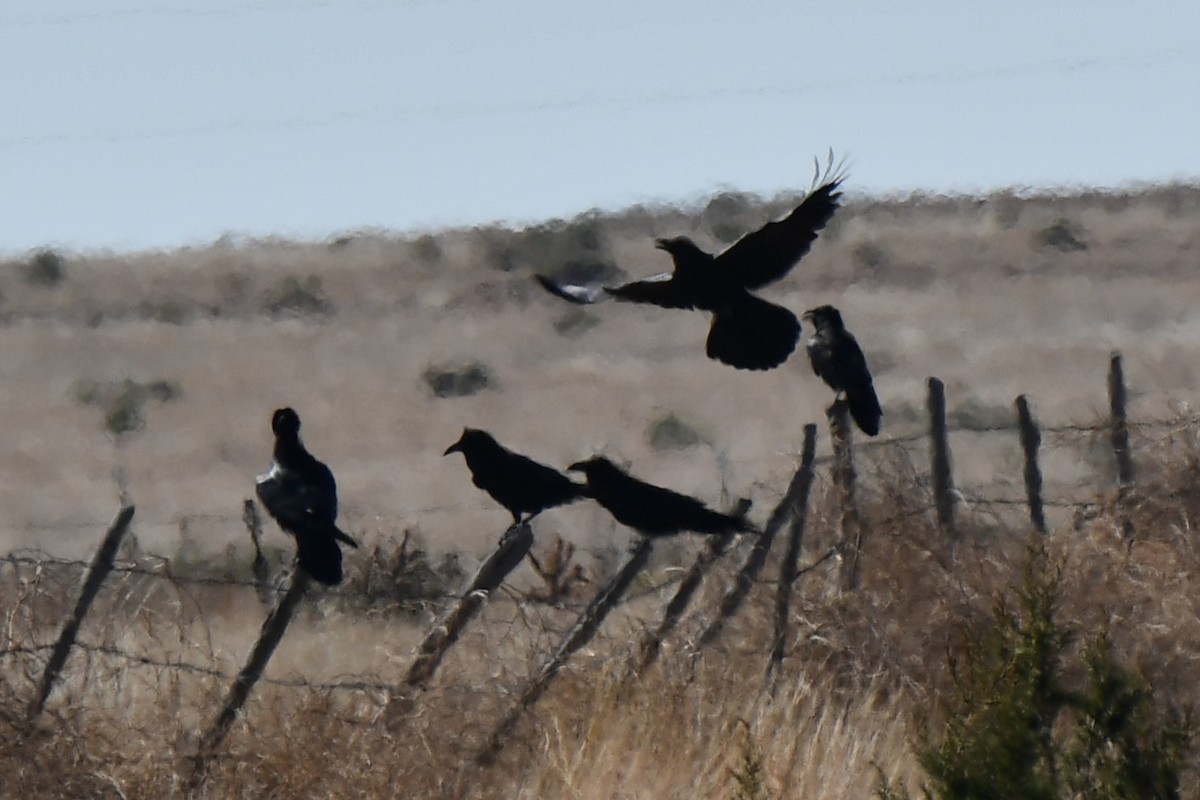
top-left (255, 407), bottom-right (359, 585)
top-left (568, 456), bottom-right (752, 537)
top-left (444, 428), bottom-right (589, 524)
top-left (536, 159), bottom-right (845, 370)
top-left (803, 305), bottom-right (882, 436)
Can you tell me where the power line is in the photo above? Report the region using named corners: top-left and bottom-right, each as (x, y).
top-left (1, 46), bottom-right (1195, 151)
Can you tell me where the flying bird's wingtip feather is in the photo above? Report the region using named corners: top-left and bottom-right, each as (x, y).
top-left (535, 274), bottom-right (602, 304)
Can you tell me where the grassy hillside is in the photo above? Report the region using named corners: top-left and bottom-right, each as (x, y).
top-left (2, 181), bottom-right (1200, 797)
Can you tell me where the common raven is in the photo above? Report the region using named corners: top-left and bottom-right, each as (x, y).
top-left (568, 456), bottom-right (753, 537)
top-left (444, 428), bottom-right (588, 524)
top-left (803, 305), bottom-right (882, 436)
top-left (255, 407), bottom-right (359, 585)
top-left (536, 162), bottom-right (844, 371)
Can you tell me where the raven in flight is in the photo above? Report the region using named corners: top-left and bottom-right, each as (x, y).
top-left (568, 456), bottom-right (753, 537)
top-left (536, 162), bottom-right (844, 371)
top-left (803, 305), bottom-right (882, 436)
top-left (444, 428), bottom-right (589, 524)
top-left (256, 407), bottom-right (359, 585)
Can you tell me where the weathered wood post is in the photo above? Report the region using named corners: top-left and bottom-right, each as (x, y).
top-left (404, 523), bottom-right (535, 688)
top-left (767, 424), bottom-right (819, 679)
top-left (694, 435), bottom-right (816, 650)
top-left (189, 569), bottom-right (310, 789)
top-left (242, 499), bottom-right (272, 605)
top-left (928, 377), bottom-right (956, 537)
top-left (1015, 395), bottom-right (1046, 533)
top-left (1108, 352), bottom-right (1135, 538)
top-left (829, 402), bottom-right (861, 589)
top-left (477, 538), bottom-right (654, 767)
top-left (28, 505), bottom-right (135, 721)
top-left (630, 504), bottom-right (748, 677)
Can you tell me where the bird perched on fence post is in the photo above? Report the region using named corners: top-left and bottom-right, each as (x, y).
top-left (444, 428), bottom-right (589, 525)
top-left (255, 407), bottom-right (359, 585)
top-left (802, 305), bottom-right (882, 436)
top-left (535, 155), bottom-right (845, 371)
top-left (568, 456), bottom-right (754, 538)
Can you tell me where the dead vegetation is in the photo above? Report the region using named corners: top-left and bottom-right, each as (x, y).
top-left (1, 183), bottom-right (1200, 797)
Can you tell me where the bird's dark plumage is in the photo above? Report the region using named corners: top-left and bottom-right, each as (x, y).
top-left (803, 306), bottom-right (882, 436)
top-left (535, 165), bottom-right (844, 371)
top-left (255, 407), bottom-right (359, 585)
top-left (568, 456), bottom-right (752, 537)
top-left (444, 428), bottom-right (588, 524)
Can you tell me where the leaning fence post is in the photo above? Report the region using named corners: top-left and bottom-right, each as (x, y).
top-left (630, 515), bottom-right (743, 677)
top-left (1015, 395), bottom-right (1046, 534)
top-left (1108, 352), bottom-right (1135, 538)
top-left (766, 424), bottom-right (819, 681)
top-left (189, 569), bottom-right (310, 789)
top-left (28, 505), bottom-right (135, 721)
top-left (403, 523), bottom-right (534, 689)
top-left (477, 538), bottom-right (654, 767)
top-left (928, 377), bottom-right (956, 537)
top-left (694, 437), bottom-right (813, 651)
top-left (242, 499), bottom-right (272, 606)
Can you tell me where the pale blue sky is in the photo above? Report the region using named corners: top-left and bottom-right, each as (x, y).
top-left (1, 0), bottom-right (1197, 253)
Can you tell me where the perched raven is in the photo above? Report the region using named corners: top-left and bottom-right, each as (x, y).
top-left (536, 163), bottom-right (844, 371)
top-left (255, 407), bottom-right (359, 585)
top-left (568, 456), bottom-right (753, 537)
top-left (803, 305), bottom-right (882, 436)
top-left (444, 428), bottom-right (588, 524)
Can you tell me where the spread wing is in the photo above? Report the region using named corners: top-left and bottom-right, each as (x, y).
top-left (534, 274), bottom-right (607, 304)
top-left (602, 272), bottom-right (697, 309)
top-left (537, 271), bottom-right (696, 310)
top-left (715, 177), bottom-right (843, 290)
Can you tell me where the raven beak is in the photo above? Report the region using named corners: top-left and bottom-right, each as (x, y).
top-left (567, 460), bottom-right (587, 473)
top-left (801, 309), bottom-right (816, 323)
top-left (443, 439), bottom-right (462, 456)
top-left (653, 238), bottom-right (669, 251)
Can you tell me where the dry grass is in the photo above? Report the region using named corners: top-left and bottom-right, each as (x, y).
top-left (2, 183), bottom-right (1200, 797)
top-left (5, 441), bottom-right (1200, 798)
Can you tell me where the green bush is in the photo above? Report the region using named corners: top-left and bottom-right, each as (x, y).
top-left (262, 275), bottom-right (334, 318)
top-left (1034, 219), bottom-right (1088, 252)
top-left (882, 544), bottom-right (1193, 800)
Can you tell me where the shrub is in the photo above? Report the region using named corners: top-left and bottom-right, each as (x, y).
top-left (647, 413), bottom-right (704, 450)
top-left (883, 544), bottom-right (1194, 799)
top-left (72, 377), bottom-right (183, 437)
top-left (262, 275), bottom-right (334, 318)
top-left (411, 234), bottom-right (443, 265)
top-left (949, 398), bottom-right (1013, 431)
top-left (22, 249), bottom-right (66, 286)
top-left (552, 308), bottom-right (601, 338)
top-left (423, 362), bottom-right (495, 398)
top-left (1034, 219), bottom-right (1088, 252)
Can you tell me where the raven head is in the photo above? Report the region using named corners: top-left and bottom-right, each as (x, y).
top-left (444, 427), bottom-right (489, 456)
top-left (802, 305), bottom-right (844, 333)
top-left (271, 407), bottom-right (301, 437)
top-left (654, 236), bottom-right (711, 266)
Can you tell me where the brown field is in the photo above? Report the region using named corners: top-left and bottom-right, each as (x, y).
top-left (3, 182), bottom-right (1200, 798)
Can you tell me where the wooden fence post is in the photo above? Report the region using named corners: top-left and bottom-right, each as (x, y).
top-left (28, 505), bottom-right (135, 721)
top-left (403, 523), bottom-right (534, 689)
top-left (928, 377), bottom-right (956, 537)
top-left (766, 424), bottom-right (819, 681)
top-left (630, 503), bottom-right (749, 677)
top-left (694, 436), bottom-right (816, 651)
top-left (829, 402), bottom-right (861, 589)
top-left (242, 499), bottom-right (272, 605)
top-left (1015, 395), bottom-right (1046, 533)
top-left (189, 569), bottom-right (310, 790)
top-left (1108, 352), bottom-right (1135, 538)
top-left (477, 538), bottom-right (654, 767)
